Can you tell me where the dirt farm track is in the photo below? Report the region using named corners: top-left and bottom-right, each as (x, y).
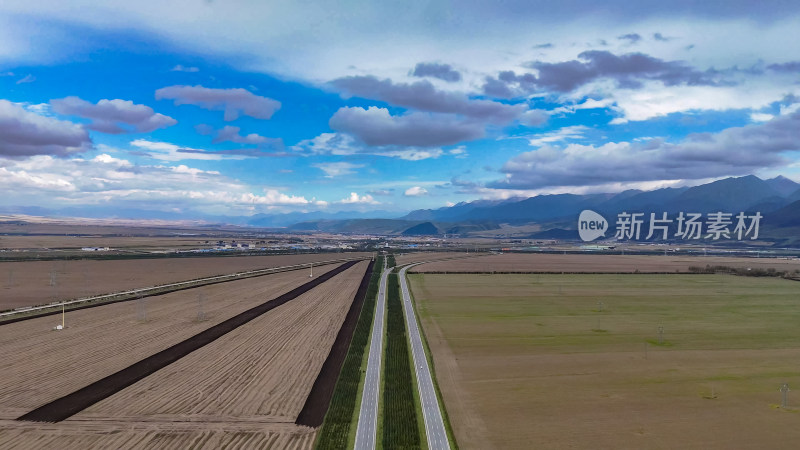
top-left (0, 260), bottom-right (369, 449)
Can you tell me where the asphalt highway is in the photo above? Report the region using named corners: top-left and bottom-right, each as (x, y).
top-left (399, 264), bottom-right (451, 450)
top-left (353, 260), bottom-right (388, 450)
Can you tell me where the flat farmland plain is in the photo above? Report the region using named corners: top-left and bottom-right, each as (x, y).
top-left (0, 261), bottom-right (368, 449)
top-left (413, 252), bottom-right (800, 273)
top-left (0, 253), bottom-right (368, 310)
top-left (394, 251), bottom-right (472, 266)
top-left (0, 263), bottom-right (339, 417)
top-left (410, 273), bottom-right (800, 449)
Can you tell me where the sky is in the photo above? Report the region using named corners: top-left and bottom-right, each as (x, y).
top-left (1, 0), bottom-right (800, 221)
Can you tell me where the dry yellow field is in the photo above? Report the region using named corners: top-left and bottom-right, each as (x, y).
top-left (394, 251), bottom-right (472, 266)
top-left (411, 273), bottom-right (800, 449)
top-left (413, 252), bottom-right (800, 273)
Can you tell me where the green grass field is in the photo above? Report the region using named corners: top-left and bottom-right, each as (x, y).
top-left (410, 273), bottom-right (800, 449)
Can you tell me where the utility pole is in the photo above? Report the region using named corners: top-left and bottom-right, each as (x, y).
top-left (197, 293), bottom-right (206, 321)
top-left (781, 383), bottom-right (790, 408)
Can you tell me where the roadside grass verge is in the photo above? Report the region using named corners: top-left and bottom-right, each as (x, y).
top-left (315, 256), bottom-right (383, 449)
top-left (382, 272), bottom-right (422, 449)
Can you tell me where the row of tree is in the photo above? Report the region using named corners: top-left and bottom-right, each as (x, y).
top-left (382, 272), bottom-right (422, 449)
top-left (315, 256), bottom-right (384, 449)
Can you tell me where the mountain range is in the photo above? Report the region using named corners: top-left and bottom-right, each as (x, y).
top-left (289, 175), bottom-right (800, 246)
top-left (3, 175), bottom-right (799, 246)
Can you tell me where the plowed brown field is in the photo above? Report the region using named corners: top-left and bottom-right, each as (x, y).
top-left (0, 263), bottom-right (339, 418)
top-left (0, 261), bottom-right (368, 449)
top-left (0, 253), bottom-right (368, 310)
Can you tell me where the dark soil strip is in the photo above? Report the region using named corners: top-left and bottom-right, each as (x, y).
top-left (17, 260), bottom-right (360, 423)
top-left (1, 257), bottom-right (360, 326)
top-left (295, 259), bottom-right (375, 427)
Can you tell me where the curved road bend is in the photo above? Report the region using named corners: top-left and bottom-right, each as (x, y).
top-left (400, 264), bottom-right (451, 450)
top-left (354, 259), bottom-right (389, 450)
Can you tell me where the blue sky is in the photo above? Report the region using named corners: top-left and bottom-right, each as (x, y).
top-left (1, 1), bottom-right (800, 221)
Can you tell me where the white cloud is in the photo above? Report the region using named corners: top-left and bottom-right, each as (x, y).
top-left (130, 139), bottom-right (251, 161)
top-left (404, 186), bottom-right (428, 196)
top-left (598, 79), bottom-right (799, 123)
top-left (750, 112), bottom-right (774, 122)
top-left (171, 64), bottom-right (199, 72)
top-left (0, 2), bottom-right (798, 95)
top-left (781, 103), bottom-right (800, 116)
top-left (16, 74), bottom-right (35, 84)
top-left (519, 125), bottom-right (589, 147)
top-left (313, 161), bottom-right (364, 178)
top-left (330, 106), bottom-right (484, 147)
top-left (211, 125), bottom-right (273, 145)
top-left (293, 132), bottom-right (444, 161)
top-left (337, 192), bottom-right (379, 204)
top-left (491, 110), bottom-right (800, 190)
top-left (0, 153), bottom-right (325, 214)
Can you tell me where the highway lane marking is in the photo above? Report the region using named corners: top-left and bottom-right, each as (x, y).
top-left (354, 261), bottom-right (389, 450)
top-left (400, 264), bottom-right (451, 450)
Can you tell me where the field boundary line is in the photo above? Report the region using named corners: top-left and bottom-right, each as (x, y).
top-left (296, 259), bottom-right (375, 427)
top-left (0, 256), bottom-right (365, 324)
top-left (399, 264), bottom-right (451, 450)
top-left (17, 261), bottom-right (360, 423)
top-left (405, 273), bottom-right (460, 450)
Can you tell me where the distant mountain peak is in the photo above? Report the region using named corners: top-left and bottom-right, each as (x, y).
top-left (765, 175), bottom-right (800, 197)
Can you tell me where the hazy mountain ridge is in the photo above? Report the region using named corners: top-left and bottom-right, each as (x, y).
top-left (396, 176), bottom-right (796, 227)
top-left (2, 175), bottom-right (798, 245)
top-left (291, 175), bottom-right (800, 245)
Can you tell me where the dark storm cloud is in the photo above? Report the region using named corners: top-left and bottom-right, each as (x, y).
top-left (653, 32), bottom-right (672, 42)
top-left (329, 106), bottom-right (484, 147)
top-left (155, 85), bottom-right (281, 121)
top-left (51, 96), bottom-right (177, 134)
top-left (768, 61), bottom-right (800, 72)
top-left (330, 75), bottom-right (526, 124)
top-left (618, 33), bottom-right (642, 44)
top-left (0, 100), bottom-right (91, 157)
top-left (481, 76), bottom-right (517, 98)
top-left (489, 110), bottom-right (800, 189)
top-left (449, 0), bottom-right (800, 23)
top-left (483, 50), bottom-right (724, 95)
top-left (411, 62), bottom-right (462, 82)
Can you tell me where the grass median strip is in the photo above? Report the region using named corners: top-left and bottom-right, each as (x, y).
top-left (382, 272), bottom-right (422, 450)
